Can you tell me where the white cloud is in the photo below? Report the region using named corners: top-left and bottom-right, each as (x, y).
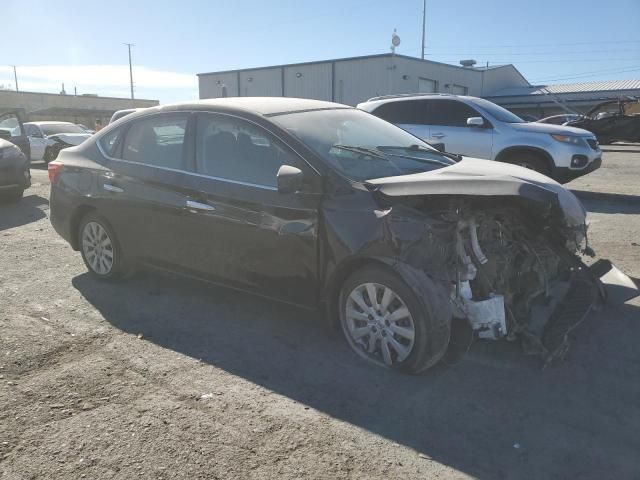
top-left (0, 65), bottom-right (197, 101)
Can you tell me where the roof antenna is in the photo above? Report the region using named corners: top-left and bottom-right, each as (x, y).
top-left (390, 29), bottom-right (401, 55)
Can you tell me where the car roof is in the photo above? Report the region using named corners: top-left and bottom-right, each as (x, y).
top-left (357, 93), bottom-right (476, 111)
top-left (145, 97), bottom-right (350, 117)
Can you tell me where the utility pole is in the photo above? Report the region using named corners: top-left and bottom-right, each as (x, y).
top-left (12, 65), bottom-right (19, 92)
top-left (421, 0), bottom-right (426, 60)
top-left (124, 43), bottom-right (135, 101)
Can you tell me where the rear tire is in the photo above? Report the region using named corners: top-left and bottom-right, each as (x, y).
top-left (507, 152), bottom-right (551, 177)
top-left (78, 212), bottom-right (128, 281)
top-left (339, 265), bottom-right (450, 374)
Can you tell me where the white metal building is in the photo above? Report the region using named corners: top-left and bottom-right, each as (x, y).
top-left (198, 53), bottom-right (530, 106)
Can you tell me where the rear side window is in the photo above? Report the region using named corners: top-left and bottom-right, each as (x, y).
top-left (371, 100), bottom-right (430, 125)
top-left (98, 127), bottom-right (123, 157)
top-left (429, 100), bottom-right (480, 127)
top-left (121, 114), bottom-right (188, 169)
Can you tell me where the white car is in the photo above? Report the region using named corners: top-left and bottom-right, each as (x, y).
top-left (24, 121), bottom-right (92, 163)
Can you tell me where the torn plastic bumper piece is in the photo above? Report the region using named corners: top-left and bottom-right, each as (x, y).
top-left (542, 259), bottom-right (639, 365)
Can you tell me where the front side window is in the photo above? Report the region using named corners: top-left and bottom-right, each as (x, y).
top-left (467, 97), bottom-right (524, 123)
top-left (271, 108), bottom-right (454, 182)
top-left (121, 114), bottom-right (188, 169)
top-left (25, 124), bottom-right (41, 137)
top-left (429, 99), bottom-right (481, 127)
top-left (195, 114), bottom-right (300, 188)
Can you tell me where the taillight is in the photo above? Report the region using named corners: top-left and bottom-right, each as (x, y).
top-left (48, 161), bottom-right (64, 183)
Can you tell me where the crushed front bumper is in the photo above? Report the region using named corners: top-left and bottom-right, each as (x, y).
top-left (541, 259), bottom-right (639, 366)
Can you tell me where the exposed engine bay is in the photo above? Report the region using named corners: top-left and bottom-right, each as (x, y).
top-left (450, 205), bottom-right (598, 364)
top-left (393, 195), bottom-right (619, 365)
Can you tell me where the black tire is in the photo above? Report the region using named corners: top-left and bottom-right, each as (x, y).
top-left (339, 264), bottom-right (450, 374)
top-left (78, 212), bottom-right (128, 281)
top-left (507, 152), bottom-right (551, 177)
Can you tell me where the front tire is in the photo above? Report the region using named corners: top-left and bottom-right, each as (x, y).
top-left (508, 153), bottom-right (551, 177)
top-left (1, 189), bottom-right (24, 203)
top-left (78, 212), bottom-right (127, 281)
top-left (339, 265), bottom-right (449, 374)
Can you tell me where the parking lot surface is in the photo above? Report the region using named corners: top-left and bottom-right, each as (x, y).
top-left (1, 150), bottom-right (639, 479)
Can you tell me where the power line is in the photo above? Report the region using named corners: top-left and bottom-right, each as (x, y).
top-left (424, 48), bottom-right (640, 55)
top-left (432, 58), bottom-right (640, 64)
top-left (529, 66), bottom-right (640, 83)
top-left (423, 39), bottom-right (640, 49)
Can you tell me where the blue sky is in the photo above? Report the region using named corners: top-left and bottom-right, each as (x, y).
top-left (2, 0), bottom-right (639, 103)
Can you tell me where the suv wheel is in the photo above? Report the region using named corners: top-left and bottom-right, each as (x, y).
top-left (339, 265), bottom-right (449, 374)
top-left (508, 153), bottom-right (551, 177)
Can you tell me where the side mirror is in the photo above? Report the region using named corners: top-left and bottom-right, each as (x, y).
top-left (0, 130), bottom-right (11, 140)
top-left (276, 165), bottom-right (304, 194)
top-left (467, 117), bottom-right (485, 128)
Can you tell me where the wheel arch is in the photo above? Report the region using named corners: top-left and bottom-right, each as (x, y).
top-left (495, 146), bottom-right (554, 171)
top-left (69, 204), bottom-right (97, 250)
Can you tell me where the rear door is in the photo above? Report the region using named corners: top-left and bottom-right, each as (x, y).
top-left (183, 112), bottom-right (321, 306)
top-left (427, 99), bottom-right (494, 158)
top-left (96, 112), bottom-right (201, 267)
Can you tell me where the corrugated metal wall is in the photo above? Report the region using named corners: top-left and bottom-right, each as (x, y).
top-left (283, 63), bottom-right (332, 101)
top-left (198, 56), bottom-right (527, 105)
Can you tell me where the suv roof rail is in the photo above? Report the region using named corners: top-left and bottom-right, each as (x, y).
top-left (365, 92), bottom-right (455, 102)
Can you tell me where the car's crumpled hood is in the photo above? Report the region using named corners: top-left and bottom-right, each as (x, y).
top-left (510, 121), bottom-right (593, 137)
top-left (48, 133), bottom-right (91, 145)
top-left (366, 157), bottom-right (587, 227)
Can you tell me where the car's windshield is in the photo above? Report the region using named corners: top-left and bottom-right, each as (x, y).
top-left (270, 108), bottom-right (455, 181)
top-left (468, 97), bottom-right (525, 123)
top-left (40, 123), bottom-right (87, 136)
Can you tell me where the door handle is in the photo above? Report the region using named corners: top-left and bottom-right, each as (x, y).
top-left (186, 200), bottom-right (215, 212)
top-left (431, 133), bottom-right (445, 138)
top-left (103, 183), bottom-right (124, 193)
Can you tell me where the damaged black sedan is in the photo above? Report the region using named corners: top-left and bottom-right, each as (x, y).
top-left (48, 98), bottom-right (638, 373)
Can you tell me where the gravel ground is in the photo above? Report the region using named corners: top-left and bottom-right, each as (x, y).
top-left (1, 150), bottom-right (639, 479)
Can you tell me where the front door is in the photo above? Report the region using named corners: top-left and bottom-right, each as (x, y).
top-left (0, 111), bottom-right (30, 159)
top-left (183, 112), bottom-right (321, 307)
top-left (426, 99), bottom-right (494, 159)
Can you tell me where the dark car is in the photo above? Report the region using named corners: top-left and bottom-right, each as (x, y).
top-left (567, 98), bottom-right (640, 144)
top-left (48, 98), bottom-right (637, 373)
top-left (0, 138), bottom-right (31, 202)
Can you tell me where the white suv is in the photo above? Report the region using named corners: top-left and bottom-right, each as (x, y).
top-left (358, 94), bottom-right (601, 183)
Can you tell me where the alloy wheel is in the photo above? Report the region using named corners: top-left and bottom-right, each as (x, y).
top-left (344, 282), bottom-right (416, 367)
top-left (82, 221), bottom-right (114, 275)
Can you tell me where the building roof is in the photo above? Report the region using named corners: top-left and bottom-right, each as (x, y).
top-left (487, 79), bottom-right (640, 97)
top-left (197, 53), bottom-right (514, 77)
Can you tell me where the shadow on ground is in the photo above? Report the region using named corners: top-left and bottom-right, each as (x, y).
top-left (72, 271), bottom-right (640, 479)
top-left (572, 190), bottom-right (640, 214)
top-left (0, 194), bottom-right (48, 231)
